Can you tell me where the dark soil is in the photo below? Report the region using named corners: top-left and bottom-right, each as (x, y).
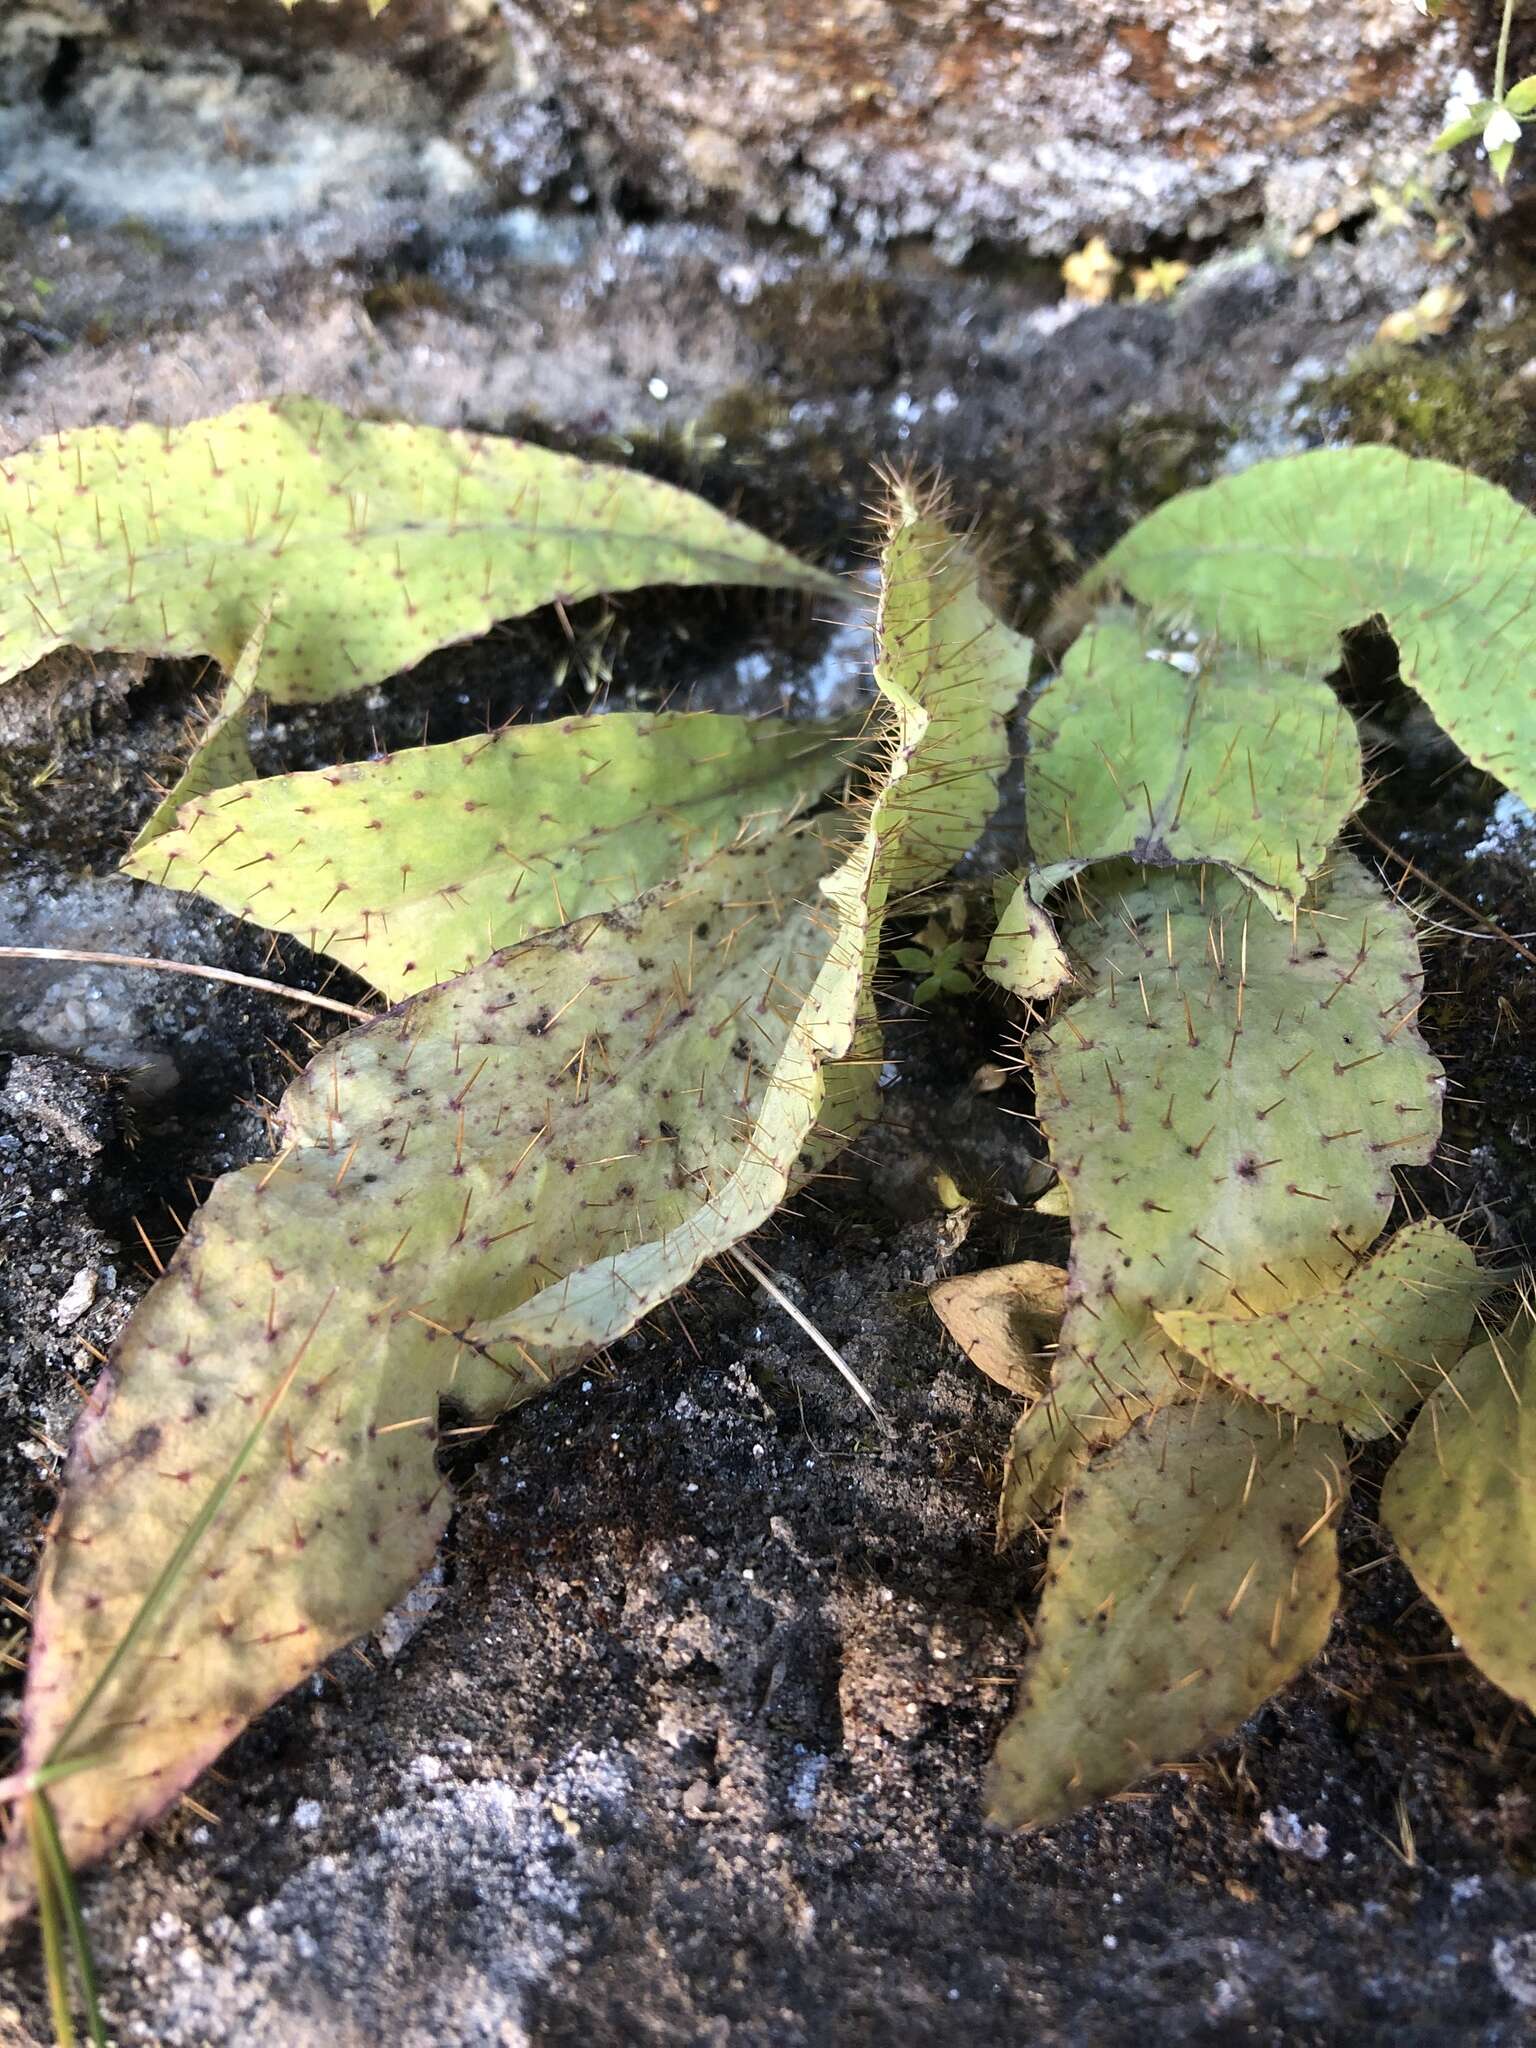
top-left (1, 100), bottom-right (1535, 2048)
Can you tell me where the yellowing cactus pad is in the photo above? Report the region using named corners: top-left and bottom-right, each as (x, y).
top-left (987, 1397), bottom-right (1342, 1830)
top-left (0, 398), bottom-right (837, 704)
top-left (998, 858), bottom-right (1443, 1538)
top-left (929, 1259), bottom-right (1069, 1396)
top-left (1157, 1219), bottom-right (1482, 1438)
top-left (984, 882), bottom-right (1072, 1002)
top-left (1381, 1317), bottom-right (1536, 1711)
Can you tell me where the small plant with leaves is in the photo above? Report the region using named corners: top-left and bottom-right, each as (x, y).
top-left (1426, 0), bottom-right (1534, 182)
top-left (895, 901), bottom-right (981, 1005)
top-left (2, 376), bottom-right (1535, 2037)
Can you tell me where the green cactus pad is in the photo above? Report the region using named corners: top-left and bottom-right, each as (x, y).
top-left (125, 708), bottom-right (850, 999)
top-left (1157, 1220), bottom-right (1482, 1438)
top-left (1380, 1317), bottom-right (1536, 1711)
top-left (0, 495), bottom-right (1028, 1914)
top-left (998, 857), bottom-right (1442, 1540)
top-left (0, 398), bottom-right (837, 705)
top-left (132, 606), bottom-right (271, 847)
top-left (1026, 606), bottom-right (1361, 917)
top-left (984, 883), bottom-right (1072, 1002)
top-left (987, 1397), bottom-right (1342, 1831)
top-left (1091, 448), bottom-right (1536, 808)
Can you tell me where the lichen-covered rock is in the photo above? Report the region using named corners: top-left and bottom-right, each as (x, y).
top-left (6, 1), bottom-right (1476, 257)
top-left (507, 0), bottom-right (1472, 256)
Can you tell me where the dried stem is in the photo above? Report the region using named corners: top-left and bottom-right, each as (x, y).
top-left (0, 947), bottom-right (373, 1022)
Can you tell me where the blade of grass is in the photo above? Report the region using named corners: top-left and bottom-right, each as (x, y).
top-left (27, 1799), bottom-right (75, 2047)
top-left (32, 1794), bottom-right (106, 2048)
top-left (44, 1288), bottom-right (338, 1771)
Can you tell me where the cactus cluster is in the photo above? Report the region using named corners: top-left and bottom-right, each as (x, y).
top-left (1, 456), bottom-right (1030, 1918)
top-left (5, 398), bottom-right (1532, 1934)
top-left (932, 447), bottom-right (1536, 1829)
top-left (996, 858), bottom-right (1445, 1541)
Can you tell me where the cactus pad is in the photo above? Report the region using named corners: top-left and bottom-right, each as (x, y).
top-left (1157, 1219), bottom-right (1482, 1438)
top-left (0, 822), bottom-right (839, 1917)
top-left (984, 883), bottom-right (1073, 1002)
top-left (987, 1397), bottom-right (1342, 1830)
top-left (1380, 1317), bottom-right (1536, 1711)
top-left (126, 709), bottom-right (850, 999)
top-left (132, 607), bottom-right (270, 847)
top-left (1026, 606), bottom-right (1361, 916)
top-left (998, 857), bottom-right (1442, 1538)
top-left (1091, 448), bottom-right (1536, 808)
top-left (0, 398), bottom-right (837, 705)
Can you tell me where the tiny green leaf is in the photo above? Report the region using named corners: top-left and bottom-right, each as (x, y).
top-left (1431, 110), bottom-right (1493, 152)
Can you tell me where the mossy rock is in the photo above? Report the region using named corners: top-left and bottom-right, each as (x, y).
top-left (1312, 331), bottom-right (1536, 486)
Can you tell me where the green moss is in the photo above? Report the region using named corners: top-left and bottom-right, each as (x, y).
top-left (1312, 332), bottom-right (1536, 485)
top-left (742, 270), bottom-right (906, 394)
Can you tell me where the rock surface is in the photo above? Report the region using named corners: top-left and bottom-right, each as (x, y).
top-left (0, 0), bottom-right (1486, 255)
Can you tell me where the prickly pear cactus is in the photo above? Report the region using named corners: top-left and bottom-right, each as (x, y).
top-left (1026, 606), bottom-right (1361, 916)
top-left (1158, 1219), bottom-right (1482, 1438)
top-left (1091, 448), bottom-right (1536, 809)
top-left (0, 398), bottom-right (837, 705)
top-left (132, 607), bottom-right (270, 846)
top-left (998, 857), bottom-right (1443, 1538)
top-left (984, 882), bottom-right (1072, 1002)
top-left (126, 708), bottom-right (850, 999)
top-left (929, 1260), bottom-right (1068, 1395)
top-left (1381, 1316), bottom-right (1536, 1710)
top-left (0, 491), bottom-right (1029, 1916)
top-left (988, 1396), bottom-right (1342, 1830)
